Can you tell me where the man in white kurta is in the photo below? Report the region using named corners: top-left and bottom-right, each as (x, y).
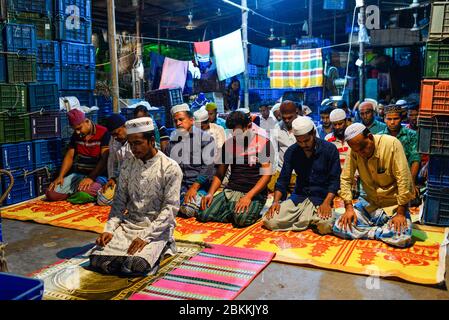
top-left (89, 117), bottom-right (183, 276)
top-left (97, 114), bottom-right (134, 206)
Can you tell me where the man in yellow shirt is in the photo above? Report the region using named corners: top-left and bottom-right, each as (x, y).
top-left (333, 123), bottom-right (415, 248)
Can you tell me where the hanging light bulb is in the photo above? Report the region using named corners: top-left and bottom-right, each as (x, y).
top-left (268, 28), bottom-right (275, 41)
top-left (409, 0), bottom-right (420, 9)
top-left (186, 11), bottom-right (195, 30)
top-left (411, 11), bottom-right (419, 31)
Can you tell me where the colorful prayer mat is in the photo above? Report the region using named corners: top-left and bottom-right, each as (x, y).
top-left (0, 199), bottom-right (110, 233)
top-left (268, 48), bottom-right (324, 89)
top-left (30, 241), bottom-right (208, 300)
top-left (129, 244), bottom-right (274, 300)
top-left (3, 198), bottom-right (445, 284)
top-left (174, 218), bottom-right (448, 285)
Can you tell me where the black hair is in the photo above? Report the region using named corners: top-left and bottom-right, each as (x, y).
top-left (362, 128), bottom-right (371, 138)
top-left (142, 131), bottom-right (156, 143)
top-left (336, 100), bottom-right (348, 110)
top-left (320, 106), bottom-right (333, 115)
top-left (226, 111), bottom-right (250, 129)
top-left (134, 105), bottom-right (149, 118)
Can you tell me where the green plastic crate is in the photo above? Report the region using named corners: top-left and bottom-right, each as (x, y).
top-left (425, 42), bottom-right (449, 79)
top-left (7, 11), bottom-right (53, 40)
top-left (0, 84), bottom-right (27, 115)
top-left (6, 54), bottom-right (37, 83)
top-left (429, 2), bottom-right (449, 40)
top-left (0, 114), bottom-right (31, 143)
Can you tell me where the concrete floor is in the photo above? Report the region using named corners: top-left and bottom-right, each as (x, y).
top-left (2, 218), bottom-right (449, 300)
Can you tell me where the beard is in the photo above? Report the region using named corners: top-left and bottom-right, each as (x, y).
top-left (335, 129), bottom-right (345, 139)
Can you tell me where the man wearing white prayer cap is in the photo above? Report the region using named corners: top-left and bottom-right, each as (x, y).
top-left (358, 100), bottom-right (386, 134)
top-left (325, 108), bottom-right (351, 170)
top-left (235, 107), bottom-right (267, 138)
top-left (90, 116), bottom-right (183, 276)
top-left (166, 104), bottom-right (216, 218)
top-left (194, 107), bottom-right (226, 149)
top-left (271, 103), bottom-right (282, 121)
top-left (332, 123), bottom-right (415, 248)
top-left (263, 114), bottom-right (341, 235)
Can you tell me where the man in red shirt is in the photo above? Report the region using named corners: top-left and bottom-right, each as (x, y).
top-left (46, 109), bottom-right (110, 203)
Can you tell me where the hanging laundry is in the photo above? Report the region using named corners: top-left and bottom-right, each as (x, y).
top-left (194, 41), bottom-right (212, 73)
top-left (213, 30), bottom-right (245, 81)
top-left (149, 52), bottom-right (165, 90)
top-left (249, 44), bottom-right (270, 67)
top-left (159, 57), bottom-right (189, 90)
top-left (188, 61), bottom-right (201, 80)
top-left (193, 57), bottom-right (224, 94)
top-left (269, 48), bottom-right (324, 89)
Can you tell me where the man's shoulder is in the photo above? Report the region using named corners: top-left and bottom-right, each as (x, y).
top-left (94, 124), bottom-right (108, 136)
top-left (324, 132), bottom-right (335, 142)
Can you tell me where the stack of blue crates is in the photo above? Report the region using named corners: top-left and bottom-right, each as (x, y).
top-left (419, 117), bottom-right (449, 226)
top-left (0, 1), bottom-right (93, 206)
top-left (36, 40), bottom-right (60, 86)
top-left (0, 142), bottom-right (35, 206)
top-left (96, 95), bottom-right (113, 124)
top-left (58, 0), bottom-right (95, 104)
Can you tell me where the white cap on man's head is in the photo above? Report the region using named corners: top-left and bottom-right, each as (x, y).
top-left (344, 123), bottom-right (367, 141)
top-left (329, 108), bottom-right (347, 122)
top-left (292, 116), bottom-right (315, 136)
top-left (271, 103), bottom-right (281, 113)
top-left (171, 103), bottom-right (190, 115)
top-left (194, 107), bottom-right (209, 123)
top-left (236, 107), bottom-right (251, 115)
top-left (126, 117), bottom-right (155, 134)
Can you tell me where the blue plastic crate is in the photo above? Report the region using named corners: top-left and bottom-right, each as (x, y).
top-left (28, 83), bottom-right (59, 112)
top-left (37, 40), bottom-right (60, 65)
top-left (95, 96), bottom-right (112, 118)
top-left (422, 186), bottom-right (449, 227)
top-left (35, 163), bottom-right (60, 196)
top-left (60, 41), bottom-right (95, 66)
top-left (56, 0), bottom-right (91, 20)
top-left (149, 108), bottom-right (166, 127)
top-left (31, 111), bottom-right (61, 140)
top-left (0, 273), bottom-right (44, 300)
top-left (1, 170), bottom-right (35, 206)
top-left (32, 138), bottom-right (62, 168)
top-left (37, 63), bottom-right (61, 87)
top-left (120, 108), bottom-right (134, 121)
top-left (0, 142), bottom-right (33, 170)
top-left (59, 111), bottom-right (73, 139)
top-left (4, 23), bottom-right (37, 55)
top-left (56, 16), bottom-right (92, 44)
top-left (0, 55), bottom-right (5, 83)
top-left (86, 109), bottom-right (97, 123)
top-left (61, 65), bottom-right (95, 90)
top-left (60, 90), bottom-right (94, 107)
top-left (7, 0), bottom-right (53, 15)
top-left (428, 156), bottom-right (449, 188)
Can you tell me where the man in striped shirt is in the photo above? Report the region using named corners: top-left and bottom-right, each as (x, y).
top-left (46, 109), bottom-right (110, 203)
top-left (325, 108), bottom-right (350, 170)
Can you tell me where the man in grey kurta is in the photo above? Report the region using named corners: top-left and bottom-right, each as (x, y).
top-left (89, 117), bottom-right (183, 276)
top-left (166, 103), bottom-right (216, 218)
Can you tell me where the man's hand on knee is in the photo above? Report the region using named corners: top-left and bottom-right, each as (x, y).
top-left (317, 201), bottom-right (333, 220)
top-left (96, 232), bottom-right (113, 247)
top-left (127, 237), bottom-right (149, 255)
top-left (265, 201), bottom-right (281, 220)
top-left (49, 176), bottom-right (64, 191)
top-left (338, 206), bottom-right (357, 232)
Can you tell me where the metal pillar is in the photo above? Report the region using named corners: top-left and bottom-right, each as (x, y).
top-left (107, 0), bottom-right (120, 113)
top-left (135, 0), bottom-right (144, 98)
top-left (242, 0), bottom-right (249, 109)
top-left (358, 5), bottom-right (366, 101)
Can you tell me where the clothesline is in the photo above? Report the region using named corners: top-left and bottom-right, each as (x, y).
top-left (119, 33), bottom-right (354, 52)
